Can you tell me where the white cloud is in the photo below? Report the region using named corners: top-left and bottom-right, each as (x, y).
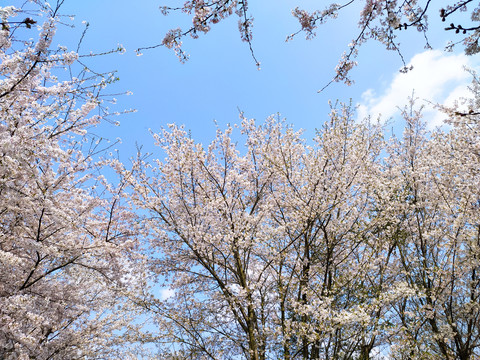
top-left (357, 50), bottom-right (478, 127)
top-left (160, 287), bottom-right (175, 300)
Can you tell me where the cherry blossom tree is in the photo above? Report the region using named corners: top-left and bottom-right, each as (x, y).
top-left (367, 96), bottom-right (480, 359)
top-left (256, 106), bottom-right (386, 359)
top-left (130, 105), bottom-right (396, 359)
top-left (0, 3), bottom-right (148, 358)
top-left (150, 0), bottom-right (480, 87)
top-left (127, 90), bottom-right (480, 359)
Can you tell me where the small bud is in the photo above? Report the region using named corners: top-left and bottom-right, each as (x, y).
top-left (456, 28), bottom-right (460, 33)
top-left (463, 29), bottom-right (467, 34)
top-left (24, 18), bottom-right (36, 29)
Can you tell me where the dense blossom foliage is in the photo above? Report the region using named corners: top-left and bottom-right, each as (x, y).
top-left (0, 3), bottom-right (147, 359)
top-left (130, 110), bottom-right (384, 359)
top-left (130, 95), bottom-right (480, 359)
top-left (3, 1), bottom-right (480, 359)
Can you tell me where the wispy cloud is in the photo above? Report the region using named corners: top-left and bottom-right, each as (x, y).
top-left (357, 50), bottom-right (478, 127)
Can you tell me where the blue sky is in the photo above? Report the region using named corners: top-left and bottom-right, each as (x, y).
top-left (32, 0), bottom-right (480, 158)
